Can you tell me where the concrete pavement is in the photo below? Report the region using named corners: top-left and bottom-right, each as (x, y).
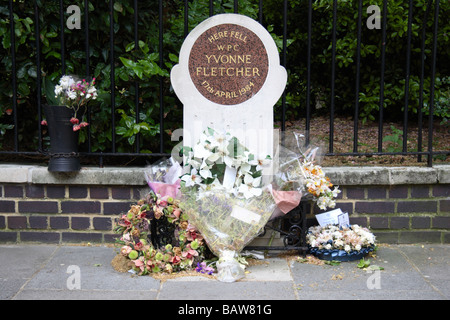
top-left (0, 243), bottom-right (448, 300)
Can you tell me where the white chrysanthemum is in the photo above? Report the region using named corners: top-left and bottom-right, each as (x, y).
top-left (54, 85), bottom-right (63, 96)
top-left (59, 75), bottom-right (75, 89)
top-left (67, 89), bottom-right (77, 100)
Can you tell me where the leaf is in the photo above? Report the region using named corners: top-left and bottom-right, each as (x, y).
top-left (139, 41), bottom-right (149, 54)
top-left (169, 53), bottom-right (179, 63)
top-left (116, 126), bottom-right (127, 136)
top-left (367, 265), bottom-right (384, 271)
top-left (113, 2), bottom-right (123, 13)
top-left (43, 77), bottom-right (59, 106)
top-left (125, 42), bottom-right (135, 52)
top-left (357, 258), bottom-right (371, 269)
top-left (119, 57), bottom-right (136, 69)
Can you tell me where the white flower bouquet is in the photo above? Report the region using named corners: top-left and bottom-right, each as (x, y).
top-left (306, 224), bottom-right (376, 261)
top-left (44, 75), bottom-right (98, 131)
top-left (180, 127), bottom-right (271, 199)
top-left (179, 128), bottom-right (276, 282)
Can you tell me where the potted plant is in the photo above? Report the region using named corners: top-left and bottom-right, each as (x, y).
top-left (42, 75), bottom-right (97, 172)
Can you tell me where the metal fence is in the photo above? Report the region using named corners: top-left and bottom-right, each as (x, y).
top-left (1, 0), bottom-right (447, 167)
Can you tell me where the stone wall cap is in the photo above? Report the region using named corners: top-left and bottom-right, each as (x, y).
top-left (0, 164), bottom-right (448, 186)
top-left (324, 166), bottom-right (443, 185)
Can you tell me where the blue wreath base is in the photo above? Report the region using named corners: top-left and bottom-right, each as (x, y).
top-left (308, 245), bottom-right (375, 262)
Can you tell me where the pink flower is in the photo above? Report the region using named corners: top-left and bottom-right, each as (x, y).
top-left (120, 245), bottom-right (132, 256)
top-left (133, 258), bottom-right (145, 272)
top-left (157, 199), bottom-right (168, 207)
top-left (80, 122), bottom-right (89, 128)
top-left (73, 125), bottom-right (81, 132)
top-left (182, 249), bottom-right (198, 260)
top-left (70, 117), bottom-right (79, 125)
top-left (171, 256), bottom-right (181, 265)
top-left (173, 209), bottom-right (181, 219)
top-left (41, 120), bottom-right (47, 126)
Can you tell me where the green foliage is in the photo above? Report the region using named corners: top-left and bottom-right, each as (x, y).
top-left (382, 125), bottom-right (403, 153)
top-left (263, 0), bottom-right (449, 123)
top-left (0, 0), bottom-right (448, 157)
top-left (357, 258), bottom-right (384, 270)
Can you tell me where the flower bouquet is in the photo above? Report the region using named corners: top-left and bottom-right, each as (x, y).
top-left (306, 224), bottom-right (376, 261)
top-left (179, 128), bottom-right (277, 282)
top-left (271, 132), bottom-right (340, 216)
top-left (144, 157), bottom-right (182, 200)
top-left (44, 75), bottom-right (97, 131)
top-left (42, 75), bottom-right (98, 172)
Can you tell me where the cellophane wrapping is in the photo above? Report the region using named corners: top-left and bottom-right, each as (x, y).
top-left (272, 132), bottom-right (340, 212)
top-left (180, 186), bottom-right (276, 282)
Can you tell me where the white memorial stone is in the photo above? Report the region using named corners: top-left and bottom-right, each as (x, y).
top-left (171, 13), bottom-right (287, 164)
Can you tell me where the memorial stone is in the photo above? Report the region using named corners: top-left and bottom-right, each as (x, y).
top-left (171, 13), bottom-right (287, 163)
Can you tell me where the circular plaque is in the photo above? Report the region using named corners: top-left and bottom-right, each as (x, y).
top-left (189, 24), bottom-right (269, 105)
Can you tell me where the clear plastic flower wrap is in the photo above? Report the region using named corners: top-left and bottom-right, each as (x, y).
top-left (272, 132), bottom-right (340, 213)
top-left (144, 157), bottom-right (182, 199)
top-left (179, 186), bottom-right (276, 282)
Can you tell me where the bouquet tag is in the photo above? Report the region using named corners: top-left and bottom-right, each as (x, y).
top-left (315, 208), bottom-right (349, 227)
top-left (231, 205), bottom-right (261, 225)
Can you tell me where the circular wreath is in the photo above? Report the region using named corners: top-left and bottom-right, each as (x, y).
top-left (114, 191), bottom-right (207, 275)
top-left (306, 224), bottom-right (376, 262)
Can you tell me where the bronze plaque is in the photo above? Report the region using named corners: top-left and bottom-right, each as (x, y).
top-left (189, 24), bottom-right (269, 105)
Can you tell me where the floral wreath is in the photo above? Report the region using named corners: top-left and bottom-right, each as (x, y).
top-left (114, 190), bottom-right (207, 275)
top-left (306, 224), bottom-right (376, 260)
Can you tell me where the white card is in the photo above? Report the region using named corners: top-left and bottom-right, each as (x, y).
top-left (337, 212), bottom-right (350, 227)
top-left (315, 208), bottom-right (345, 227)
top-left (230, 205), bottom-right (261, 224)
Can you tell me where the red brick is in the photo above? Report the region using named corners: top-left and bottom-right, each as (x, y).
top-left (46, 186), bottom-right (66, 199)
top-left (8, 216), bottom-right (27, 229)
top-left (20, 232), bottom-right (60, 243)
top-left (4, 185), bottom-right (23, 198)
top-left (19, 201), bottom-right (58, 214)
top-left (29, 216), bottom-right (48, 229)
top-left (356, 201), bottom-right (395, 214)
top-left (61, 201), bottom-right (101, 214)
top-left (397, 201), bottom-right (437, 213)
top-left (50, 216), bottom-right (69, 229)
top-left (71, 217), bottom-right (91, 230)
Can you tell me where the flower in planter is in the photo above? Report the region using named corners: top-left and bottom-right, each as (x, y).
top-left (45, 75), bottom-right (97, 131)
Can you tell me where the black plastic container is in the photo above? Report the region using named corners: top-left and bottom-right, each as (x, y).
top-left (43, 104), bottom-right (82, 172)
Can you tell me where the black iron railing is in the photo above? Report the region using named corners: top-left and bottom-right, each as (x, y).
top-left (1, 0), bottom-right (447, 167)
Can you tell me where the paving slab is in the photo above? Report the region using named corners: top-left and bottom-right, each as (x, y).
top-left (1, 244), bottom-right (448, 300)
top-left (13, 289), bottom-right (158, 300)
top-left (158, 281), bottom-right (296, 300)
top-left (396, 244), bottom-right (450, 298)
top-left (0, 245), bottom-right (57, 300)
top-left (289, 245), bottom-right (447, 300)
top-left (23, 246), bottom-right (160, 291)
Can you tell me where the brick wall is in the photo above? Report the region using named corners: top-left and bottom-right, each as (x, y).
top-left (0, 165), bottom-right (449, 244)
top-left (305, 184), bottom-right (450, 244)
top-left (0, 183), bottom-right (143, 243)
